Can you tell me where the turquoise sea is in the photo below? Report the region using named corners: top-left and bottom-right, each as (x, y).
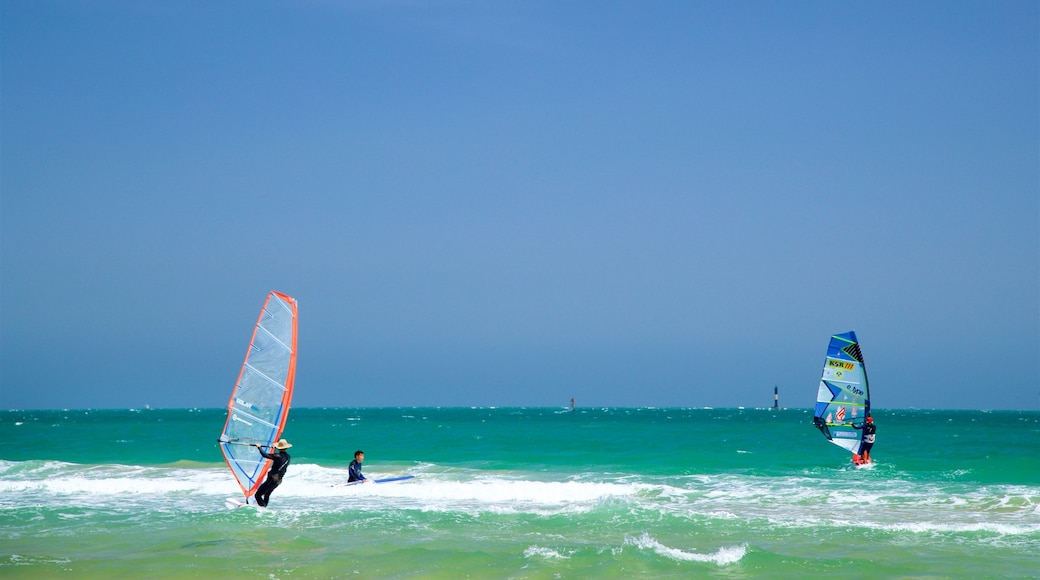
top-left (2, 407), bottom-right (1038, 578)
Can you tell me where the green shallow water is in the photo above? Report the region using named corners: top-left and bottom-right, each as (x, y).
top-left (1, 407), bottom-right (1038, 578)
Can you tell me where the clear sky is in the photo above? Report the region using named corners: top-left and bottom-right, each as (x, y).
top-left (2, 2), bottom-right (1037, 411)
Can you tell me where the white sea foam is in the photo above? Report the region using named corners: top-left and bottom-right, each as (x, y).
top-left (1, 459), bottom-right (1038, 539)
top-left (623, 532), bottom-right (746, 565)
top-left (288, 464), bottom-right (646, 515)
top-left (880, 521), bottom-right (1040, 536)
top-left (0, 460), bottom-right (644, 516)
top-left (6, 554), bottom-right (72, 566)
top-left (523, 545), bottom-right (571, 560)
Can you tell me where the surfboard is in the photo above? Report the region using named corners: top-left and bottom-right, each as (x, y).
top-left (334, 475), bottom-right (415, 487)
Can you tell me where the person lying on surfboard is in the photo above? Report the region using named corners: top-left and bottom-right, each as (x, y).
top-left (253, 439), bottom-right (292, 506)
top-left (348, 450), bottom-right (368, 483)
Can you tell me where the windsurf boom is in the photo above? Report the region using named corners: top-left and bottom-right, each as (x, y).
top-left (218, 291), bottom-right (298, 499)
top-left (812, 331), bottom-right (870, 455)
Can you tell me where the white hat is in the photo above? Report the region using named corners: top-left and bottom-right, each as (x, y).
top-left (274, 439), bottom-right (292, 450)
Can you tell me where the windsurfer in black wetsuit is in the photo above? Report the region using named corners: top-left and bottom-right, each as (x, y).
top-left (253, 439), bottom-right (292, 507)
top-left (852, 416), bottom-right (876, 464)
top-left (348, 450), bottom-right (367, 483)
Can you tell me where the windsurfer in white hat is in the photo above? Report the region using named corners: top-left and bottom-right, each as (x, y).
top-left (252, 438), bottom-right (292, 507)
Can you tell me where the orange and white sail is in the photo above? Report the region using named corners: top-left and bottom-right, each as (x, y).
top-left (218, 291), bottom-right (298, 499)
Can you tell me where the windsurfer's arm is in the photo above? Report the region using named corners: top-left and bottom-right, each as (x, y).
top-left (254, 444), bottom-right (276, 460)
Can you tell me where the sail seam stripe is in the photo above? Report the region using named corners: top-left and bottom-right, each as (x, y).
top-left (256, 324), bottom-right (292, 354)
top-left (231, 407), bottom-right (279, 430)
top-left (243, 363), bottom-right (288, 391)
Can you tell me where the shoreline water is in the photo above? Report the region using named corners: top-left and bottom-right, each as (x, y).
top-left (2, 407), bottom-right (1038, 577)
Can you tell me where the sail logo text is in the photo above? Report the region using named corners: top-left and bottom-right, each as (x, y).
top-left (828, 360), bottom-right (855, 370)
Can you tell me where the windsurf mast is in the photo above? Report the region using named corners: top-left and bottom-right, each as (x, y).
top-left (218, 291), bottom-right (298, 499)
top-left (812, 331), bottom-right (870, 455)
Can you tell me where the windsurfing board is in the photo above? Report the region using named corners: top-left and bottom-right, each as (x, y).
top-left (224, 497), bottom-right (272, 510)
top-left (334, 475), bottom-right (415, 488)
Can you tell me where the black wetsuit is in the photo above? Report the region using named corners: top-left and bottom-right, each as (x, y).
top-left (348, 459), bottom-right (365, 483)
top-left (852, 420), bottom-right (876, 457)
top-left (860, 422), bottom-right (876, 456)
top-left (254, 448), bottom-right (291, 507)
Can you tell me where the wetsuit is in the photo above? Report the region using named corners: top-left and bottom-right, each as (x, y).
top-left (860, 422), bottom-right (876, 457)
top-left (851, 421), bottom-right (876, 462)
top-left (348, 459), bottom-right (366, 483)
top-left (254, 448), bottom-right (291, 507)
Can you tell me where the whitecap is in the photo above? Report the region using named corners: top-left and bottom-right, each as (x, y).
top-left (523, 545), bottom-right (570, 560)
top-left (623, 532), bottom-right (746, 565)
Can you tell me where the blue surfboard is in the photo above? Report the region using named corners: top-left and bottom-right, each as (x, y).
top-left (337, 475), bottom-right (415, 487)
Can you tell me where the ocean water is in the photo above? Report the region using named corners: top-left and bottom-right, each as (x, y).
top-left (1, 407), bottom-right (1037, 578)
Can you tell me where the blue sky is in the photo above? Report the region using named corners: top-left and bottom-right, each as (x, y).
top-left (2, 1), bottom-right (1037, 410)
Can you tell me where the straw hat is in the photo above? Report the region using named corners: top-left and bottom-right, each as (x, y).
top-left (274, 439), bottom-right (293, 450)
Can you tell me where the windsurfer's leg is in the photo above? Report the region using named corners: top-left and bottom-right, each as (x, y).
top-left (255, 476), bottom-right (281, 507)
top-left (255, 478), bottom-right (273, 506)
